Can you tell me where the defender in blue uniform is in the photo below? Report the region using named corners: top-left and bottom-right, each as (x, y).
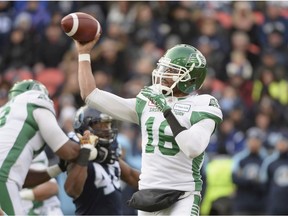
top-left (65, 106), bottom-right (139, 215)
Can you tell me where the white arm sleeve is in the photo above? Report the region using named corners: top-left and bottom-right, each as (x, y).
top-left (175, 119), bottom-right (215, 159)
top-left (85, 88), bottom-right (139, 124)
top-left (33, 108), bottom-right (69, 152)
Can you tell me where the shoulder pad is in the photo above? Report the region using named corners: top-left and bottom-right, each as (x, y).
top-left (18, 91), bottom-right (56, 115)
top-left (192, 94), bottom-right (223, 122)
top-left (193, 94), bottom-right (221, 108)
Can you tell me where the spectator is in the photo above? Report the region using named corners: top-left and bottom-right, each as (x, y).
top-left (168, 4), bottom-right (199, 44)
top-left (258, 1), bottom-right (288, 49)
top-left (33, 24), bottom-right (71, 69)
top-left (91, 38), bottom-right (130, 84)
top-left (232, 127), bottom-right (267, 215)
top-left (129, 2), bottom-right (165, 48)
top-left (106, 1), bottom-right (137, 34)
top-left (201, 153), bottom-right (235, 215)
top-left (1, 28), bottom-right (33, 73)
top-left (230, 1), bottom-right (261, 49)
top-left (208, 117), bottom-right (245, 156)
top-left (0, 1), bottom-right (13, 56)
top-left (260, 133), bottom-right (288, 214)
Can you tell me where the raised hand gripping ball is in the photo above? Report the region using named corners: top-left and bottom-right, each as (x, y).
top-left (61, 12), bottom-right (101, 43)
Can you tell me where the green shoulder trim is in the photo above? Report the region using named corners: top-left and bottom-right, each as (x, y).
top-left (191, 111), bottom-right (222, 125)
top-left (135, 97), bottom-right (147, 125)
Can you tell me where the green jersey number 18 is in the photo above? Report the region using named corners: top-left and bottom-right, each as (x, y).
top-left (145, 116), bottom-right (180, 156)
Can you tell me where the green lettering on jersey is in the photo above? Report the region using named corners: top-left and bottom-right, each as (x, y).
top-left (0, 106), bottom-right (11, 127)
top-left (209, 98), bottom-right (220, 108)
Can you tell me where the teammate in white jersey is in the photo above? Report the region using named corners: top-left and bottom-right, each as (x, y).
top-left (21, 151), bottom-right (63, 216)
top-left (0, 79), bottom-right (96, 215)
top-left (73, 35), bottom-right (223, 216)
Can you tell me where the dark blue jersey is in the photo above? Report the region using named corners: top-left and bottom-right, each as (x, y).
top-left (74, 161), bottom-right (122, 215)
top-left (73, 139), bottom-right (123, 215)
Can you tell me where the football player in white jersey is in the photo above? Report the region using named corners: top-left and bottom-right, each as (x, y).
top-left (0, 80), bottom-right (96, 215)
top-left (20, 151), bottom-right (63, 216)
top-left (73, 35), bottom-right (223, 216)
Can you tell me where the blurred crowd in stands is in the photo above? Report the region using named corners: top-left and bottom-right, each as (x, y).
top-left (0, 1), bottom-right (288, 215)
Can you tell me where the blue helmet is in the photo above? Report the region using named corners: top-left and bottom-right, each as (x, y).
top-left (73, 106), bottom-right (117, 144)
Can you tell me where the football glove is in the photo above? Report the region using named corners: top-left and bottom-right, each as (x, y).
top-left (94, 145), bottom-right (118, 164)
top-left (77, 132), bottom-right (99, 146)
top-left (141, 86), bottom-right (171, 112)
top-left (77, 130), bottom-right (98, 161)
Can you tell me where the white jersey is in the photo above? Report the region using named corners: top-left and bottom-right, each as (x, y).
top-left (21, 152), bottom-right (63, 216)
top-left (86, 88), bottom-right (222, 192)
top-left (0, 90), bottom-right (64, 188)
top-left (136, 93), bottom-right (222, 192)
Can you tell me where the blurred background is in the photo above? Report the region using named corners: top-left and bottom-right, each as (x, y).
top-left (0, 1), bottom-right (288, 215)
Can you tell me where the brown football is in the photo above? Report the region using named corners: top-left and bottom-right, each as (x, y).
top-left (61, 12), bottom-right (101, 43)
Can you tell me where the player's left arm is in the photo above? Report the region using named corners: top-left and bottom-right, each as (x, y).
top-left (167, 103), bottom-right (222, 158)
top-left (119, 159), bottom-right (140, 189)
top-left (174, 119), bottom-right (216, 158)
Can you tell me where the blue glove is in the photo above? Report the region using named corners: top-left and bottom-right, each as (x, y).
top-left (141, 86), bottom-right (171, 112)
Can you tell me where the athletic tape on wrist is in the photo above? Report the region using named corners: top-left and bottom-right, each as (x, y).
top-left (20, 188), bottom-right (35, 201)
top-left (47, 164), bottom-right (62, 178)
top-left (78, 54), bottom-right (91, 62)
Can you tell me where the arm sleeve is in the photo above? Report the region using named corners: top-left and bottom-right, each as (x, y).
top-left (33, 108), bottom-right (69, 152)
top-left (175, 119), bottom-right (215, 158)
top-left (85, 88), bottom-right (139, 124)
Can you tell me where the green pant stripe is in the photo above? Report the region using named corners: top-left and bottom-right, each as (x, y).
top-left (191, 195), bottom-right (201, 216)
top-left (0, 182), bottom-right (15, 215)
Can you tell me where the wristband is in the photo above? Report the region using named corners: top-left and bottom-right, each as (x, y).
top-left (47, 164), bottom-right (62, 178)
top-left (20, 188), bottom-right (35, 201)
top-left (82, 144), bottom-right (98, 160)
top-left (164, 109), bottom-right (186, 137)
top-left (78, 54), bottom-right (91, 62)
top-left (75, 148), bottom-right (90, 166)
